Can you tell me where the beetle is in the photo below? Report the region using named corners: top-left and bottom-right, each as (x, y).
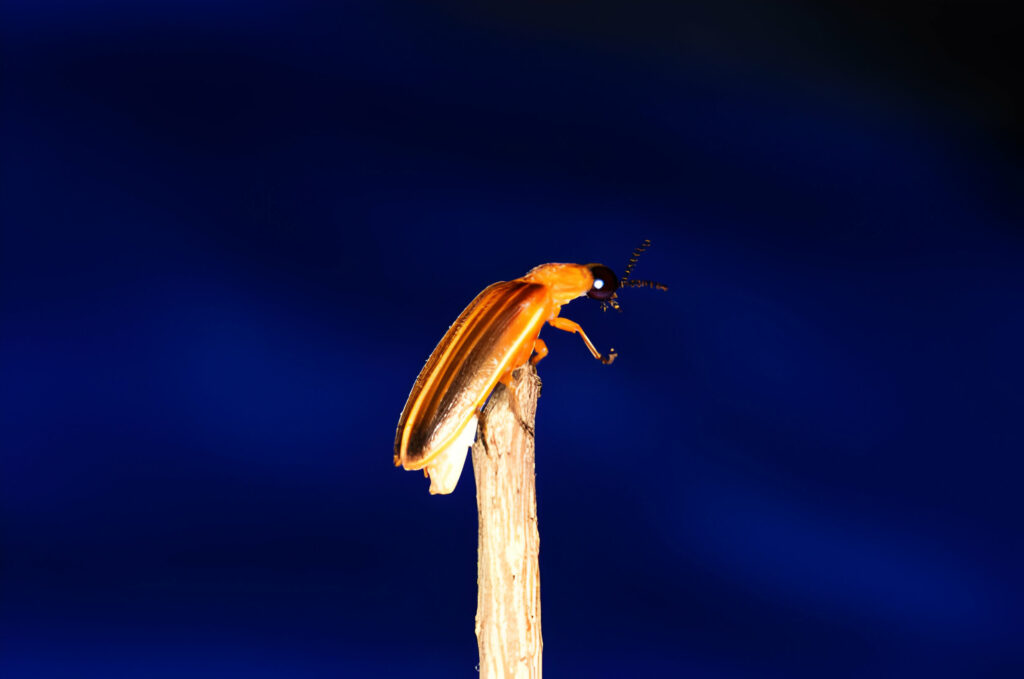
top-left (394, 240), bottom-right (666, 494)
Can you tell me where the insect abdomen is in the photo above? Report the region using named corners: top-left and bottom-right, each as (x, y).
top-left (395, 280), bottom-right (549, 469)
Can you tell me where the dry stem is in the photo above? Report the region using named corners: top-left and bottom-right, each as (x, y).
top-left (472, 364), bottom-right (542, 679)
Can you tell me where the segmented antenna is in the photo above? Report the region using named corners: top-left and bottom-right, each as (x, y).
top-left (622, 279), bottom-right (668, 291)
top-left (620, 239), bottom-right (651, 284)
top-left (619, 239), bottom-right (668, 294)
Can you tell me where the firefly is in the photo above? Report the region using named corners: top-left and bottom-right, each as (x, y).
top-left (394, 240), bottom-right (666, 494)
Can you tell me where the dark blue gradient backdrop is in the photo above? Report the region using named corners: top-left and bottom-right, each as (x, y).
top-left (2, 2), bottom-right (1022, 677)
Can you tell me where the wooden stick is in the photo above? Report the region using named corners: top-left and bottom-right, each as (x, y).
top-left (472, 364), bottom-right (543, 679)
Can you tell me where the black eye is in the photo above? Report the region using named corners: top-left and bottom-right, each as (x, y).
top-left (586, 264), bottom-right (619, 301)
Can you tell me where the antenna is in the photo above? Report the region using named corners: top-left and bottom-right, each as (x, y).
top-left (622, 279), bottom-right (668, 291)
top-left (620, 239), bottom-right (650, 284)
top-left (619, 239), bottom-right (668, 293)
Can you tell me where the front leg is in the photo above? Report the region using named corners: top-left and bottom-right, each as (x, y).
top-left (548, 316), bottom-right (617, 365)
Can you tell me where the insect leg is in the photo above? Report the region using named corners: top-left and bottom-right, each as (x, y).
top-left (511, 395), bottom-right (535, 439)
top-left (548, 317), bottom-right (617, 365)
top-left (495, 367), bottom-right (536, 438)
top-left (530, 337), bottom-right (549, 365)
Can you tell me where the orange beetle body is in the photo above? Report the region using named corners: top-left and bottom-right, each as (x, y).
top-left (394, 245), bottom-right (665, 494)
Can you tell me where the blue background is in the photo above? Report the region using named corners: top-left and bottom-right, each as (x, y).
top-left (2, 1), bottom-right (1021, 676)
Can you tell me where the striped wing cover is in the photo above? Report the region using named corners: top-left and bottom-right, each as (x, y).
top-left (395, 280), bottom-right (548, 468)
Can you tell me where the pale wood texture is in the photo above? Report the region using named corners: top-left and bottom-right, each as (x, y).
top-left (472, 364), bottom-right (542, 679)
